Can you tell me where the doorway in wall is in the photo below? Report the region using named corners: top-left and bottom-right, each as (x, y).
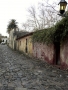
top-left (25, 39), bottom-right (28, 53)
top-left (54, 42), bottom-right (60, 65)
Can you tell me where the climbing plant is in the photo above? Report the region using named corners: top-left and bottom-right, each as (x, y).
top-left (32, 27), bottom-right (55, 44)
top-left (54, 16), bottom-right (68, 43)
top-left (32, 16), bottom-right (68, 44)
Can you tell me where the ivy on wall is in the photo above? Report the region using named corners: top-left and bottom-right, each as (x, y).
top-left (32, 16), bottom-right (68, 44)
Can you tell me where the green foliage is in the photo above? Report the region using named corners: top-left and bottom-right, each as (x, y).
top-left (54, 17), bottom-right (68, 43)
top-left (7, 19), bottom-right (18, 33)
top-left (32, 17), bottom-right (68, 44)
top-left (32, 27), bottom-right (55, 44)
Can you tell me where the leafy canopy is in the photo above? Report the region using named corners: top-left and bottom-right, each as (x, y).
top-left (7, 19), bottom-right (18, 33)
top-left (32, 17), bottom-right (68, 44)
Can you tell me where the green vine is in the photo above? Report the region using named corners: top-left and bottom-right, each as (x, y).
top-left (32, 16), bottom-right (68, 44)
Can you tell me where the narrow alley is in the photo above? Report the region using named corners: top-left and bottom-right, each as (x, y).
top-left (0, 45), bottom-right (68, 90)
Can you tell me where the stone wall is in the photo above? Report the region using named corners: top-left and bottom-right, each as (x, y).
top-left (60, 40), bottom-right (68, 69)
top-left (17, 35), bottom-right (33, 56)
top-left (33, 42), bottom-right (55, 64)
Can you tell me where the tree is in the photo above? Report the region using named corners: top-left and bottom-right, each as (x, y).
top-left (38, 0), bottom-right (61, 28)
top-left (22, 6), bottom-right (40, 31)
top-left (7, 19), bottom-right (18, 33)
top-left (22, 0), bottom-right (61, 31)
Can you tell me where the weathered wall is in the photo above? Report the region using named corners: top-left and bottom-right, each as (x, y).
top-left (60, 40), bottom-right (68, 69)
top-left (16, 40), bottom-right (19, 51)
top-left (9, 29), bottom-right (14, 49)
top-left (17, 36), bottom-right (33, 56)
top-left (33, 42), bottom-right (55, 64)
top-left (27, 37), bottom-right (33, 56)
top-left (18, 38), bottom-right (26, 52)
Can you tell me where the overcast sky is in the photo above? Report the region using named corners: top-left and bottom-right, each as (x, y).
top-left (0, 0), bottom-right (60, 36)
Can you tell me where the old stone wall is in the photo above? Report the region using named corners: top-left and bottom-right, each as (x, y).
top-left (60, 40), bottom-right (68, 69)
top-left (33, 42), bottom-right (55, 64)
top-left (17, 36), bottom-right (33, 56)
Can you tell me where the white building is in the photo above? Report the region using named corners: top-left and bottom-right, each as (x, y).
top-left (1, 36), bottom-right (7, 43)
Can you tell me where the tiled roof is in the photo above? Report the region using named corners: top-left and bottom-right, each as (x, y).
top-left (16, 31), bottom-right (33, 40)
top-left (13, 30), bottom-right (29, 37)
top-left (17, 31), bottom-right (29, 38)
top-left (13, 30), bottom-right (33, 40)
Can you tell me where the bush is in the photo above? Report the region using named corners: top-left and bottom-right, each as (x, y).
top-left (32, 17), bottom-right (68, 44)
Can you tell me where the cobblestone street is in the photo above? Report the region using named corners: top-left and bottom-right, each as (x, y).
top-left (0, 45), bottom-right (68, 90)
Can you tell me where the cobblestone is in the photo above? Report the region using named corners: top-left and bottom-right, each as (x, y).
top-left (0, 45), bottom-right (68, 90)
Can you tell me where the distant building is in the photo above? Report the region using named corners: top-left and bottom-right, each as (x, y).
top-left (16, 32), bottom-right (33, 56)
top-left (8, 28), bottom-right (29, 50)
top-left (1, 36), bottom-right (7, 43)
top-left (0, 34), bottom-right (8, 44)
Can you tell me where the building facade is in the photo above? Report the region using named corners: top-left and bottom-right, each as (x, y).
top-left (16, 32), bottom-right (33, 56)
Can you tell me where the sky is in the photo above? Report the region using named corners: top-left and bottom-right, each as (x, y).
top-left (0, 0), bottom-right (61, 36)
